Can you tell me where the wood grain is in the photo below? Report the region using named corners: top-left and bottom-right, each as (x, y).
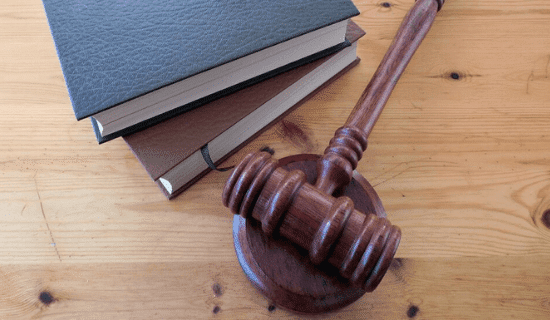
top-left (1, 0), bottom-right (550, 318)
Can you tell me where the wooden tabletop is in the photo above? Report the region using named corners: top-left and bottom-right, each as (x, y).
top-left (2, 0), bottom-right (550, 319)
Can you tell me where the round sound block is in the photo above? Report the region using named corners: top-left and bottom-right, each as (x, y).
top-left (233, 154), bottom-right (387, 314)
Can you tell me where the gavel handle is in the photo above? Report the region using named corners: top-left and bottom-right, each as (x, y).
top-left (315, 0), bottom-right (445, 195)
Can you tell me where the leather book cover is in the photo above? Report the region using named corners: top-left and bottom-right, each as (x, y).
top-left (124, 21), bottom-right (365, 198)
top-left (42, 0), bottom-right (359, 138)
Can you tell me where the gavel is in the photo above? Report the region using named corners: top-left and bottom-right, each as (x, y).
top-left (223, 0), bottom-right (445, 307)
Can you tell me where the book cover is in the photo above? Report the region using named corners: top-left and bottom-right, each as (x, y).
top-left (42, 0), bottom-right (360, 141)
top-left (124, 21), bottom-right (365, 199)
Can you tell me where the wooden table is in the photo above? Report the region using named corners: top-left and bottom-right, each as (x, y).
top-left (2, 0), bottom-right (550, 318)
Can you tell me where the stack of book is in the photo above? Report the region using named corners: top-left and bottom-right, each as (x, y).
top-left (42, 0), bottom-right (365, 199)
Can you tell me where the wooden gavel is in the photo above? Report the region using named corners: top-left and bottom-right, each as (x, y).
top-left (223, 0), bottom-right (445, 293)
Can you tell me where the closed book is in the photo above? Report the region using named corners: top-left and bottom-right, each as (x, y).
top-left (124, 21), bottom-right (365, 199)
top-left (42, 0), bottom-right (360, 142)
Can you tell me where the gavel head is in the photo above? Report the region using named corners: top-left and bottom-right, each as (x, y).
top-left (223, 151), bottom-right (401, 292)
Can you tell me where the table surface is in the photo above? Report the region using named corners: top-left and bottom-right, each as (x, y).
top-left (2, 0), bottom-right (550, 319)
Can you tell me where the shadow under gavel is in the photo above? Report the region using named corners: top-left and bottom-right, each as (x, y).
top-left (223, 0), bottom-right (445, 312)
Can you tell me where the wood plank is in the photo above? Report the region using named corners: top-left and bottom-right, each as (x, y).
top-left (0, 256), bottom-right (548, 319)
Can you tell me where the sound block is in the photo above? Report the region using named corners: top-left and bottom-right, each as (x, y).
top-left (233, 154), bottom-right (387, 314)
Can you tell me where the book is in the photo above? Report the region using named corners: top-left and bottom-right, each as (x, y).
top-left (124, 21), bottom-right (365, 199)
top-left (42, 0), bottom-right (360, 142)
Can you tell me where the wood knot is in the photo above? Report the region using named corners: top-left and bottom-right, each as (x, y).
top-left (430, 70), bottom-right (481, 82)
top-left (212, 283), bottom-right (223, 297)
top-left (444, 70), bottom-right (482, 82)
top-left (531, 195), bottom-right (550, 232)
top-left (39, 291), bottom-right (55, 306)
top-left (212, 305), bottom-right (221, 314)
top-left (390, 257), bottom-right (404, 270)
top-left (407, 305), bottom-right (420, 318)
top-left (277, 119), bottom-right (315, 152)
top-left (542, 209), bottom-right (550, 229)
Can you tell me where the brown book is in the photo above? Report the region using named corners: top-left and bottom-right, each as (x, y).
top-left (124, 21), bottom-right (365, 199)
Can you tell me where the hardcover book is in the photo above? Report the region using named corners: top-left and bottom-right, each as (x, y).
top-left (124, 21), bottom-right (365, 199)
top-left (42, 0), bottom-right (360, 142)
